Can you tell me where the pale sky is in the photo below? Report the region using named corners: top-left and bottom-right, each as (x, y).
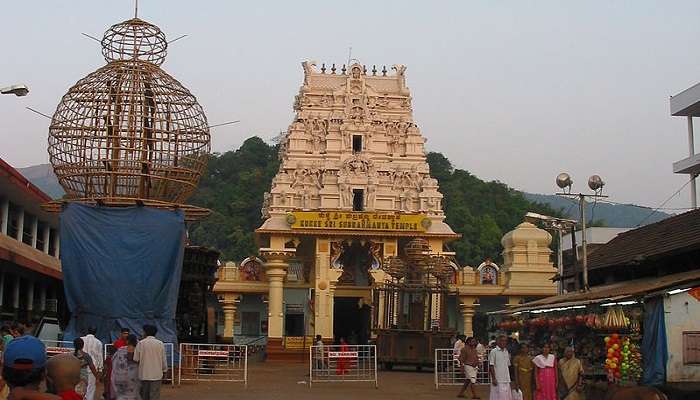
top-left (2, 0), bottom-right (699, 211)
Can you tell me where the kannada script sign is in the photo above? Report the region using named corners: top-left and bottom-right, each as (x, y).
top-left (288, 211), bottom-right (429, 232)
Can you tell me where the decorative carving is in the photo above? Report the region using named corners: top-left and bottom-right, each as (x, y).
top-left (305, 118), bottom-right (327, 153)
top-left (302, 60), bottom-right (317, 84)
top-left (337, 174), bottom-right (351, 209)
top-left (369, 241), bottom-right (382, 270)
top-left (342, 154), bottom-right (374, 176)
top-left (366, 177), bottom-right (377, 211)
top-left (262, 61), bottom-right (447, 216)
top-left (240, 257), bottom-right (264, 281)
top-left (330, 241), bottom-right (345, 269)
top-left (261, 192), bottom-right (271, 219)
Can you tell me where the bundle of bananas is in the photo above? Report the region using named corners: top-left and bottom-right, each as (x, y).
top-left (603, 307), bottom-right (629, 330)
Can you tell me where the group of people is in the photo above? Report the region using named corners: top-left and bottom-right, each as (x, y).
top-left (0, 324), bottom-right (168, 400)
top-left (455, 335), bottom-right (584, 400)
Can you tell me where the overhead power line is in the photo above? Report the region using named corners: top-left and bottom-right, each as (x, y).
top-left (635, 178), bottom-right (694, 227)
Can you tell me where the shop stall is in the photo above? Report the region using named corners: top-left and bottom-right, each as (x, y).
top-left (490, 269), bottom-right (700, 385)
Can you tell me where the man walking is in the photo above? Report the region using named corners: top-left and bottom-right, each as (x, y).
top-left (133, 325), bottom-right (167, 400)
top-left (488, 335), bottom-right (513, 400)
top-left (81, 327), bottom-right (103, 400)
top-left (457, 337), bottom-right (480, 399)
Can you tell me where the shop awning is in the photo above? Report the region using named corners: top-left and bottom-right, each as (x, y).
top-left (491, 269), bottom-right (700, 315)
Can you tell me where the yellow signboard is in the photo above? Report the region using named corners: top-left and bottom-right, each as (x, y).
top-left (284, 336), bottom-right (314, 349)
top-left (288, 211), bottom-right (429, 232)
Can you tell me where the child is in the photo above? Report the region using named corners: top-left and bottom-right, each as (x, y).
top-left (46, 354), bottom-right (82, 400)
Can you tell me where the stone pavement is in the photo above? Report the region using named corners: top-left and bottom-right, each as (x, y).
top-left (162, 363), bottom-right (491, 400)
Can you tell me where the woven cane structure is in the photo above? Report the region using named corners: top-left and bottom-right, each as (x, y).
top-left (47, 18), bottom-right (210, 217)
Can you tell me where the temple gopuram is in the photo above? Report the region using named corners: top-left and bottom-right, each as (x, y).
top-left (214, 61), bottom-right (558, 361)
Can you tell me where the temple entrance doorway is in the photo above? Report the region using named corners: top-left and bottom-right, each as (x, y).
top-left (333, 297), bottom-right (371, 344)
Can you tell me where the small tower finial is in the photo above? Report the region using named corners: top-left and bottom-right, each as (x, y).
top-left (135, 0), bottom-right (139, 18)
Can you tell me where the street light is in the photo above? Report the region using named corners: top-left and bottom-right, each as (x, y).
top-left (1, 84), bottom-right (29, 97)
top-left (555, 173), bottom-right (607, 291)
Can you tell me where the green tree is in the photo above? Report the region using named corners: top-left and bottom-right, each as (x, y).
top-left (187, 140), bottom-right (560, 267)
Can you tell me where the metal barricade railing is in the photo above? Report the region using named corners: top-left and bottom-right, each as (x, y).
top-left (178, 343), bottom-right (247, 387)
top-left (434, 348), bottom-right (491, 389)
top-left (309, 345), bottom-right (378, 388)
top-left (104, 342), bottom-right (176, 386)
top-left (42, 340), bottom-right (74, 357)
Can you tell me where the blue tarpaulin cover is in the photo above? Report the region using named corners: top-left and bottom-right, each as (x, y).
top-left (641, 296), bottom-right (668, 385)
top-left (59, 203), bottom-right (185, 344)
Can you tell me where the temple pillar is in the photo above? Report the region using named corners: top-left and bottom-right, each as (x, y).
top-left (314, 240), bottom-right (341, 340)
top-left (368, 269), bottom-right (387, 332)
top-left (222, 293), bottom-right (240, 341)
top-left (459, 296), bottom-right (478, 338)
top-left (261, 250), bottom-right (294, 339)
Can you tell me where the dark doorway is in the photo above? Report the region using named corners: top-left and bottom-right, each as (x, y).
top-left (353, 189), bottom-right (364, 211)
top-left (242, 312), bottom-right (260, 336)
top-left (352, 135), bottom-right (363, 152)
top-left (285, 313), bottom-right (304, 337)
top-left (333, 297), bottom-right (370, 344)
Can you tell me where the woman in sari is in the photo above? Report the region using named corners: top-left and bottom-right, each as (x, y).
top-left (73, 337), bottom-right (100, 397)
top-left (559, 347), bottom-right (584, 400)
top-left (513, 343), bottom-right (534, 400)
top-left (111, 334), bottom-right (141, 400)
top-left (532, 343), bottom-right (557, 400)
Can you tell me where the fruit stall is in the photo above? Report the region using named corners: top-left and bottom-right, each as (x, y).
top-left (494, 302), bottom-right (645, 383)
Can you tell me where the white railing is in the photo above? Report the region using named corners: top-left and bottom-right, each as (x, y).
top-left (41, 340), bottom-right (74, 357)
top-left (434, 348), bottom-right (491, 389)
top-left (104, 342), bottom-right (175, 386)
top-left (309, 344), bottom-right (378, 388)
top-left (178, 343), bottom-right (247, 387)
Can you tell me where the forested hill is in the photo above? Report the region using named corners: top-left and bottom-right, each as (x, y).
top-left (186, 136), bottom-right (560, 267)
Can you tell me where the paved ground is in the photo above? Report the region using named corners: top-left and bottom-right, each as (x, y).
top-left (162, 363), bottom-right (490, 400)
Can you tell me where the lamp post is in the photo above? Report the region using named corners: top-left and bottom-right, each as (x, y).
top-left (555, 173), bottom-right (607, 291)
top-left (1, 85), bottom-right (29, 97)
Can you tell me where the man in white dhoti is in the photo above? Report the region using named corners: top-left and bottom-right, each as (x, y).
top-left (81, 327), bottom-right (104, 400)
top-left (488, 335), bottom-right (513, 400)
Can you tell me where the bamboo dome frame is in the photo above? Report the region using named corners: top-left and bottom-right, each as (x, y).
top-left (46, 18), bottom-right (210, 219)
